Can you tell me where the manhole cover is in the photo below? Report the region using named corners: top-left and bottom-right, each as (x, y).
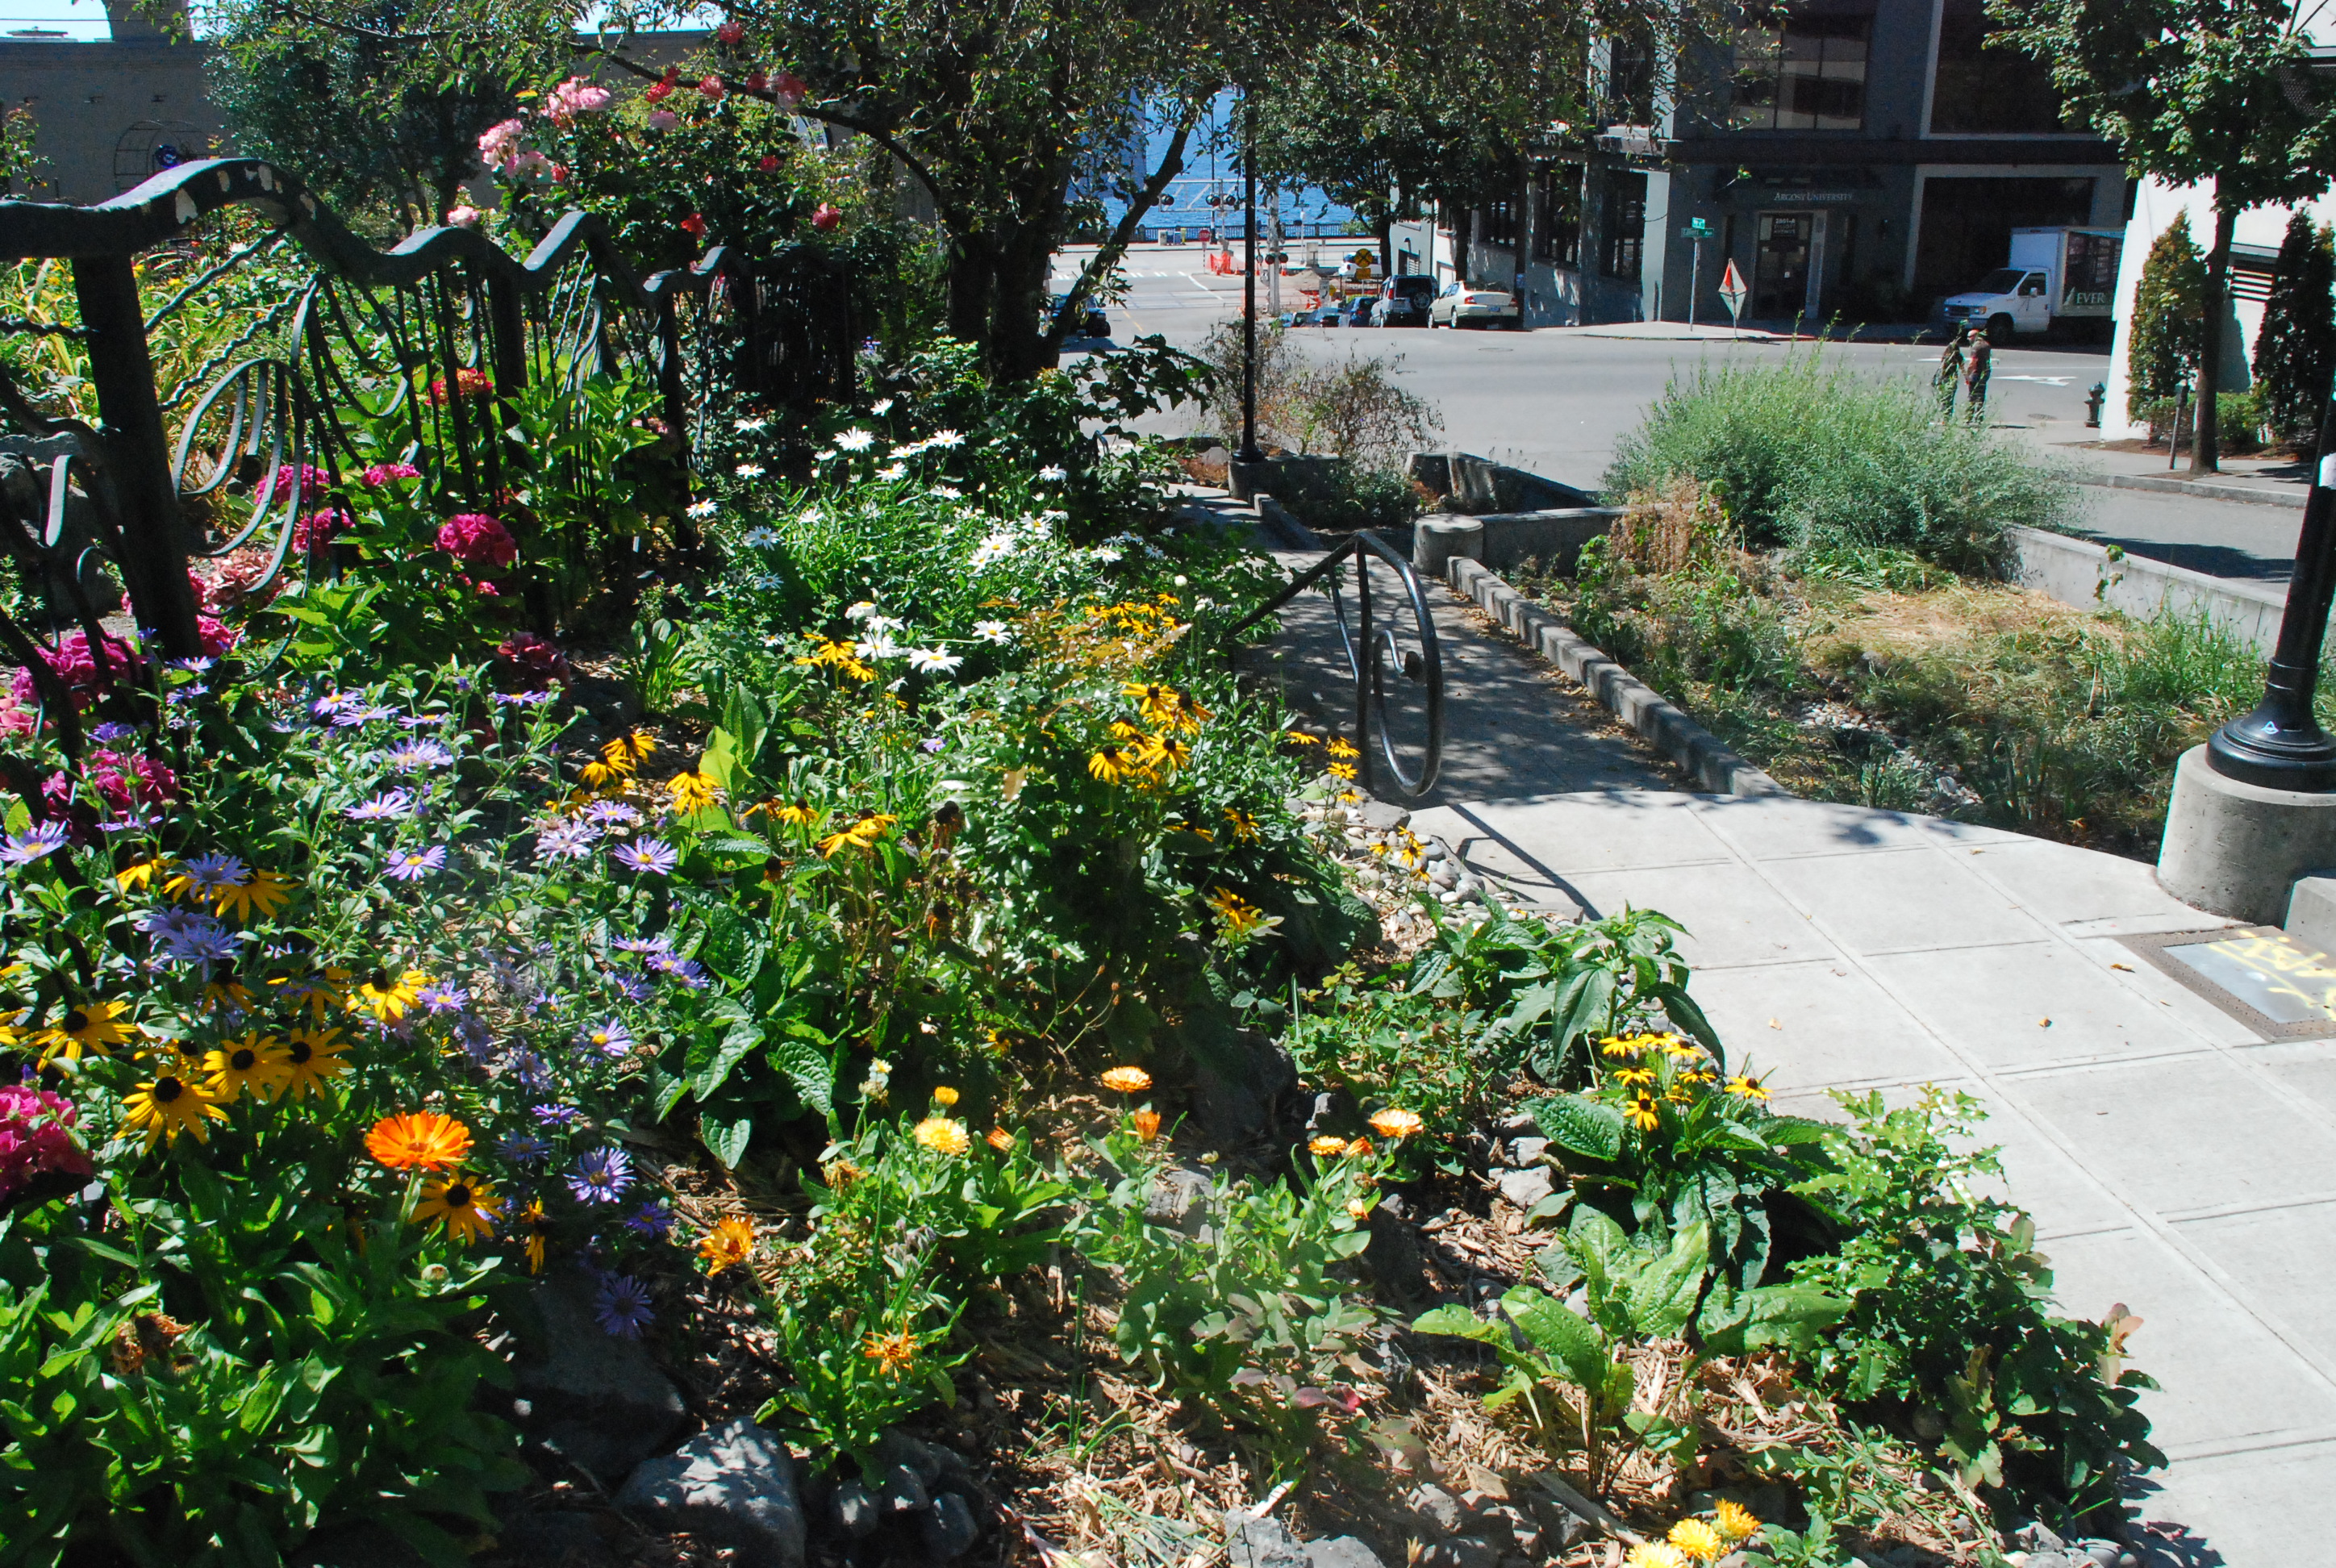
top-left (2123, 926), bottom-right (2336, 1039)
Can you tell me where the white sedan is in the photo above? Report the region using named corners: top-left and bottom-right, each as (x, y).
top-left (1430, 281), bottom-right (1523, 330)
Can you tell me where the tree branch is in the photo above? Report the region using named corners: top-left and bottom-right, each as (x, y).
top-left (1046, 93), bottom-right (1209, 348)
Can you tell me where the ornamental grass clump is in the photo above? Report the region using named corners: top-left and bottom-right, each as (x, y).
top-left (1605, 349), bottom-right (2077, 574)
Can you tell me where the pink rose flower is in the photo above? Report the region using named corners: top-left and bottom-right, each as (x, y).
top-left (445, 205), bottom-right (482, 227)
top-left (544, 76), bottom-right (612, 125)
top-left (477, 117), bottom-right (525, 167)
top-left (716, 19), bottom-right (745, 44)
top-left (771, 69), bottom-right (807, 108)
top-left (698, 73), bottom-right (726, 102)
top-left (647, 110), bottom-right (679, 131)
top-left (811, 202), bottom-right (844, 232)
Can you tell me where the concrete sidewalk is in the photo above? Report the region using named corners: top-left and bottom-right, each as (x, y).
top-left (1412, 787), bottom-right (2329, 1568)
top-left (1237, 514), bottom-right (2321, 1566)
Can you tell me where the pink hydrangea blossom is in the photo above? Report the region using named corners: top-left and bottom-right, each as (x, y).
top-left (444, 205), bottom-right (482, 227)
top-left (497, 631), bottom-right (572, 691)
top-left (9, 629), bottom-right (140, 711)
top-left (43, 749), bottom-right (178, 819)
top-left (544, 76), bottom-right (612, 125)
top-left (436, 513), bottom-right (518, 569)
top-left (293, 506), bottom-right (352, 554)
top-left (647, 109), bottom-right (679, 131)
top-left (0, 1081), bottom-right (93, 1203)
top-left (361, 462), bottom-right (422, 487)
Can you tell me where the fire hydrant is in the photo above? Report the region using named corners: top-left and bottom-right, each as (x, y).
top-left (2085, 382), bottom-right (2106, 428)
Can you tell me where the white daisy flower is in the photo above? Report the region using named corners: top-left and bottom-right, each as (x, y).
top-left (1090, 546), bottom-right (1124, 564)
top-left (907, 646), bottom-right (963, 674)
top-left (799, 507), bottom-right (824, 525)
top-left (743, 528), bottom-right (778, 547)
top-left (928, 428), bottom-right (964, 448)
top-left (833, 428), bottom-right (876, 452)
top-left (870, 398), bottom-right (895, 415)
top-left (734, 417), bottom-right (768, 432)
top-left (877, 463), bottom-right (907, 480)
top-left (864, 615), bottom-right (907, 634)
top-left (973, 620), bottom-right (1012, 644)
top-left (1037, 465), bottom-right (1067, 482)
top-left (686, 499), bottom-right (720, 519)
top-left (857, 632), bottom-right (904, 661)
top-left (734, 462), bottom-right (765, 477)
top-left (928, 486), bottom-right (962, 499)
top-left (846, 600), bottom-right (878, 622)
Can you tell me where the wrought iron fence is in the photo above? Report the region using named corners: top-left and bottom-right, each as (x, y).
top-left (0, 156), bottom-right (854, 752)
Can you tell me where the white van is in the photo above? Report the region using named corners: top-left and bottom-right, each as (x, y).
top-left (1940, 227), bottom-right (2123, 342)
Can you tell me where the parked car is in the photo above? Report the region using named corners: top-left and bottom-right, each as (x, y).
top-left (1429, 281), bottom-right (1523, 330)
top-left (1374, 274), bottom-right (1437, 327)
top-left (1050, 293), bottom-right (1112, 340)
top-left (1334, 295), bottom-right (1375, 327)
top-left (1286, 303), bottom-right (1343, 327)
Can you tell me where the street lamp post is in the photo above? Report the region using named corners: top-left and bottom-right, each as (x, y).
top-left (1238, 89), bottom-right (1263, 465)
top-left (2208, 399), bottom-right (2336, 789)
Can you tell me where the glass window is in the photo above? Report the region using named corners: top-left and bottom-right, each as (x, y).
top-left (1600, 172), bottom-right (1646, 281)
top-left (1535, 165), bottom-right (1582, 267)
top-left (1481, 195), bottom-right (1518, 248)
top-left (1929, 0), bottom-right (2072, 134)
top-left (1733, 7), bottom-right (1872, 131)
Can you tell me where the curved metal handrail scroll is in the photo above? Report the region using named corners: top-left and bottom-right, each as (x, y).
top-left (1225, 529), bottom-right (1445, 800)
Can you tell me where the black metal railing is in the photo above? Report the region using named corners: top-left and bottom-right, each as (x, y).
top-left (0, 158), bottom-right (855, 739)
top-left (1228, 529), bottom-right (1445, 799)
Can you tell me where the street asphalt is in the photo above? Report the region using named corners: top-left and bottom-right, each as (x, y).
top-left (1061, 244), bottom-right (2307, 585)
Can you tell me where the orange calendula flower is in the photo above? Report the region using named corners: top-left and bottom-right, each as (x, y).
top-left (985, 1128), bottom-right (1015, 1152)
top-left (1309, 1135), bottom-right (1349, 1157)
top-left (698, 1216), bottom-right (757, 1276)
top-left (1369, 1108), bottom-right (1425, 1140)
top-left (1099, 1066), bottom-right (1151, 1094)
top-left (1345, 1136), bottom-right (1373, 1157)
top-left (932, 1086), bottom-right (960, 1107)
top-left (913, 1116), bottom-right (970, 1156)
top-left (1133, 1109), bottom-right (1162, 1141)
top-left (861, 1328), bottom-right (919, 1378)
top-left (365, 1110), bottom-right (473, 1171)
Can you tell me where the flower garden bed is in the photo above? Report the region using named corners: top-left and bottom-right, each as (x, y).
top-left (4, 205), bottom-right (2160, 1568)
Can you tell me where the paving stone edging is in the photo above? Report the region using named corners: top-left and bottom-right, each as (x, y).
top-left (1442, 558), bottom-right (1788, 798)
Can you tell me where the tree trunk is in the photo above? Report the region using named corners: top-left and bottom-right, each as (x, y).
top-left (2193, 200), bottom-right (2238, 476)
top-left (945, 233), bottom-right (995, 348)
top-left (1376, 208), bottom-right (1392, 277)
top-left (1450, 200), bottom-right (1471, 285)
top-left (1513, 158), bottom-right (1533, 292)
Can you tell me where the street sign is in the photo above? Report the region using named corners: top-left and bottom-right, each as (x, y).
top-left (1719, 258), bottom-right (1748, 330)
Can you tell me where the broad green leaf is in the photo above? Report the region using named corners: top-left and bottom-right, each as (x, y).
top-left (1529, 1094), bottom-right (1623, 1161)
top-left (702, 1113), bottom-right (753, 1170)
top-left (765, 1023), bottom-right (836, 1118)
top-left (1625, 1221), bottom-right (1711, 1338)
top-left (1411, 1305), bottom-right (1503, 1344)
top-left (1499, 1286), bottom-right (1611, 1395)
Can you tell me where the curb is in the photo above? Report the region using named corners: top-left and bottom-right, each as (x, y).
top-left (2075, 472), bottom-right (2306, 509)
top-left (1444, 558), bottom-right (1788, 799)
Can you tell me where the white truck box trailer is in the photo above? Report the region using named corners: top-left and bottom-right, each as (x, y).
top-left (1939, 227), bottom-right (2124, 341)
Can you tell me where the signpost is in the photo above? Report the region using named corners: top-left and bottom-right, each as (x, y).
top-left (1718, 258), bottom-right (1748, 336)
top-left (1677, 217), bottom-right (1712, 330)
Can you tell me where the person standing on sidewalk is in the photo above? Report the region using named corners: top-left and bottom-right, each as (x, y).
top-left (1963, 327), bottom-right (1992, 423)
top-left (1933, 333), bottom-right (1965, 419)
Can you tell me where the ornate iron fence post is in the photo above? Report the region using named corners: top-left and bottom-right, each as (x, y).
top-left (68, 253), bottom-right (202, 657)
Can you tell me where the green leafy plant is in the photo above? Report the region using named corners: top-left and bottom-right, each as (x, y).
top-left (1789, 1089), bottom-right (2161, 1522)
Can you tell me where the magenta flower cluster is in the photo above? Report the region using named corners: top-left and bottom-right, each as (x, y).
top-left (0, 1080), bottom-right (94, 1203)
top-left (8, 628), bottom-right (139, 711)
top-left (436, 514), bottom-right (519, 569)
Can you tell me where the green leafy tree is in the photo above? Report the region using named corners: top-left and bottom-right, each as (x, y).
top-left (2125, 208), bottom-right (2206, 423)
top-left (202, 0), bottom-right (536, 230)
top-left (2251, 210), bottom-right (2336, 447)
top-left (1989, 0), bottom-right (2336, 471)
top-left (2, 99), bottom-right (45, 198)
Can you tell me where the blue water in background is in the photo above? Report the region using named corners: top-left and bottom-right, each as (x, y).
top-left (1092, 90), bottom-right (1362, 240)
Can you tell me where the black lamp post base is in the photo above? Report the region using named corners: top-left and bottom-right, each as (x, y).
top-left (2208, 708), bottom-right (2336, 791)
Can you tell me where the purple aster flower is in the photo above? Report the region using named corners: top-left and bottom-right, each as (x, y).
top-left (175, 852), bottom-right (249, 892)
top-left (533, 821), bottom-right (601, 865)
top-left (383, 844), bottom-right (446, 882)
top-left (920, 736), bottom-right (945, 753)
top-left (592, 1273), bottom-right (655, 1339)
top-left (0, 820), bottom-right (71, 866)
top-left (90, 721), bottom-right (137, 742)
top-left (502, 1048), bottom-right (551, 1090)
top-left (332, 704), bottom-right (395, 728)
top-left (611, 838), bottom-right (678, 876)
top-left (625, 1199), bottom-right (674, 1238)
top-left (344, 790), bottom-right (414, 820)
top-left (533, 1103), bottom-right (582, 1126)
top-left (644, 950), bottom-right (710, 990)
top-left (397, 713), bottom-right (442, 729)
top-left (578, 1017), bottom-right (634, 1057)
top-left (169, 657), bottom-right (215, 673)
top-left (453, 1013), bottom-right (495, 1061)
top-left (499, 1132), bottom-right (550, 1164)
top-left (582, 800), bottom-right (642, 828)
top-left (611, 936), bottom-right (670, 956)
top-left (415, 982), bottom-right (469, 1014)
top-left (140, 910), bottom-right (241, 966)
top-left (311, 692), bottom-right (357, 718)
top-left (612, 971), bottom-right (655, 1003)
top-left (386, 739), bottom-right (454, 771)
top-left (568, 1147), bottom-right (634, 1204)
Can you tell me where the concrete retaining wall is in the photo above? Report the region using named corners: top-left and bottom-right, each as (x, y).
top-left (1415, 508), bottom-right (1625, 576)
top-left (2008, 526), bottom-right (2288, 652)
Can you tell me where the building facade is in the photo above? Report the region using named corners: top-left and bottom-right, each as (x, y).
top-left (3, 0), bottom-right (221, 206)
top-left (1392, 0), bottom-right (2131, 329)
